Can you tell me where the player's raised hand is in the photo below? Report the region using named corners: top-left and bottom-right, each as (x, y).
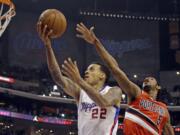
top-left (76, 22), bottom-right (97, 45)
top-left (61, 58), bottom-right (82, 84)
top-left (37, 21), bottom-right (53, 46)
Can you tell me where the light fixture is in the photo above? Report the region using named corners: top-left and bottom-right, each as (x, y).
top-left (176, 71), bottom-right (180, 75)
top-left (122, 94), bottom-right (126, 100)
top-left (53, 85), bottom-right (58, 91)
top-left (61, 113), bottom-right (65, 117)
top-left (133, 74), bottom-right (138, 78)
top-left (79, 11), bottom-right (180, 22)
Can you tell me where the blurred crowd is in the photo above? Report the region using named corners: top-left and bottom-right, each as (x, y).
top-left (0, 93), bottom-right (77, 120)
top-left (0, 64), bottom-right (179, 135)
top-left (0, 64), bottom-right (179, 105)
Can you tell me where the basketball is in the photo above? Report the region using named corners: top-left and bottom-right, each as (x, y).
top-left (38, 9), bottom-right (67, 38)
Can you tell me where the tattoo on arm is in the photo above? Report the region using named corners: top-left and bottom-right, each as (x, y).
top-left (45, 45), bottom-right (80, 101)
top-left (53, 72), bottom-right (80, 101)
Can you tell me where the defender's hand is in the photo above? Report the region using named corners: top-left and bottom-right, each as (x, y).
top-left (37, 21), bottom-right (53, 47)
top-left (76, 22), bottom-right (97, 45)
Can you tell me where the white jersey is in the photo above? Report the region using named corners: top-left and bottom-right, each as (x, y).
top-left (78, 86), bottom-right (120, 135)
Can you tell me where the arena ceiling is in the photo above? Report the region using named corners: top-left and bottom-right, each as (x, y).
top-left (14, 0), bottom-right (180, 16)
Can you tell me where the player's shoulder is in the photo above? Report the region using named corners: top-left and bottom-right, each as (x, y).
top-left (108, 86), bottom-right (122, 95)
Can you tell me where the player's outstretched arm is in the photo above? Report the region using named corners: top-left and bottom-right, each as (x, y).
top-left (76, 23), bottom-right (141, 99)
top-left (37, 22), bottom-right (80, 101)
top-left (163, 110), bottom-right (175, 135)
top-left (61, 58), bottom-right (122, 107)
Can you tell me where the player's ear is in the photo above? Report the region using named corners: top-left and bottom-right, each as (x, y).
top-left (100, 73), bottom-right (106, 81)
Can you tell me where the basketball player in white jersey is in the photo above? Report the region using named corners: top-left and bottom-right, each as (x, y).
top-left (37, 22), bottom-right (122, 135)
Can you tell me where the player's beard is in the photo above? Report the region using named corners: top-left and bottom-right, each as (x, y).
top-left (142, 85), bottom-right (152, 93)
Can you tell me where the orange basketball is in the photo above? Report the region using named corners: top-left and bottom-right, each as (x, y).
top-left (38, 9), bottom-right (67, 38)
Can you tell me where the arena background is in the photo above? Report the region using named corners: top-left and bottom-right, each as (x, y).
top-left (0, 0), bottom-right (179, 134)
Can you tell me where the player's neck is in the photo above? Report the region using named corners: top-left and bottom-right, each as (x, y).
top-left (148, 89), bottom-right (158, 100)
top-left (92, 81), bottom-right (105, 92)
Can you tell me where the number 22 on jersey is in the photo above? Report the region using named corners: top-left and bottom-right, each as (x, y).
top-left (92, 108), bottom-right (107, 119)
